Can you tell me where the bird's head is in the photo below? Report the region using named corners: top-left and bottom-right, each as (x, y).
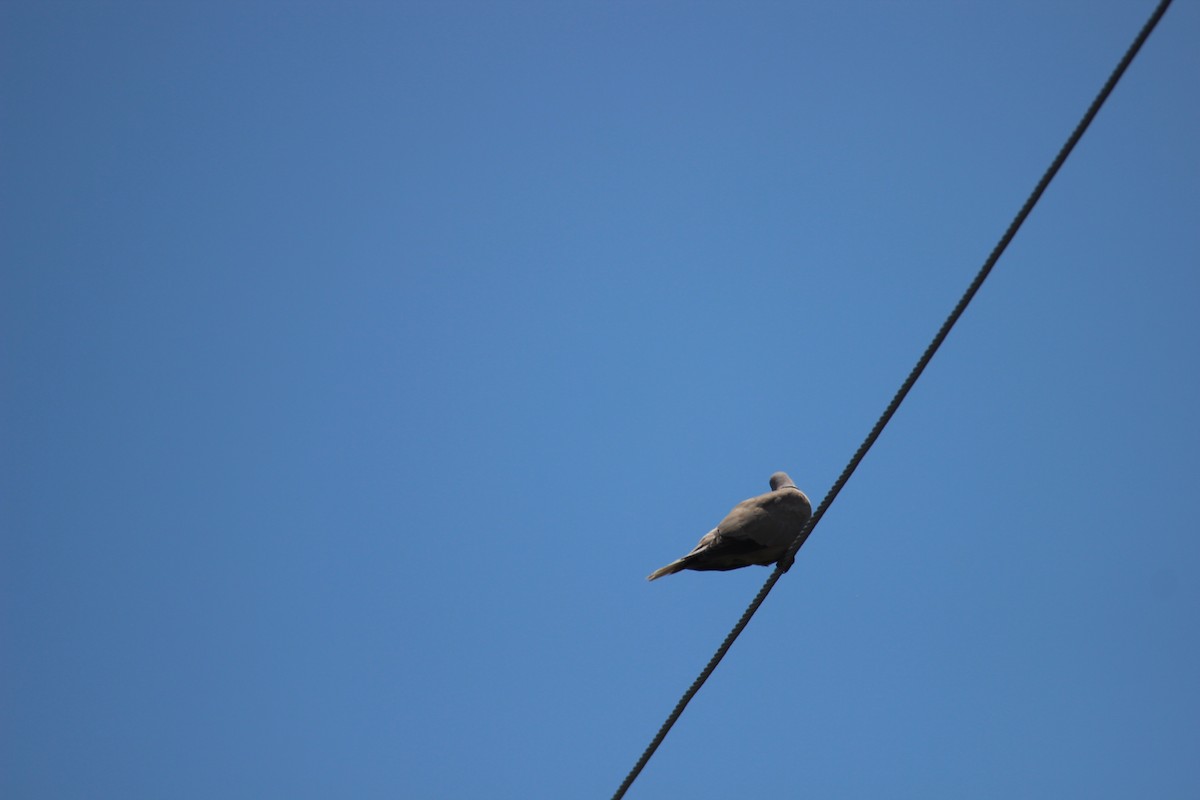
top-left (769, 471), bottom-right (799, 491)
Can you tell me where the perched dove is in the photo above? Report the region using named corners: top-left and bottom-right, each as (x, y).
top-left (647, 472), bottom-right (812, 581)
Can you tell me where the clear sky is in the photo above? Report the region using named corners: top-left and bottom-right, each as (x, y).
top-left (3, 2), bottom-right (1198, 798)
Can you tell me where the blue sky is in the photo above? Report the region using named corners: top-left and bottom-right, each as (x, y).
top-left (2, 2), bottom-right (1198, 798)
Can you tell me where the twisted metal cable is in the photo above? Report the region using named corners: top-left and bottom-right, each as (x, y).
top-left (611, 1), bottom-right (1174, 797)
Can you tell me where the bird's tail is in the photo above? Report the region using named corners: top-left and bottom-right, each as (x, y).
top-left (647, 558), bottom-right (688, 581)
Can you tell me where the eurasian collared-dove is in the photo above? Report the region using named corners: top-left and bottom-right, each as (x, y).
top-left (647, 472), bottom-right (812, 581)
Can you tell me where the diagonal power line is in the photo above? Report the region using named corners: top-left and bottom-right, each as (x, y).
top-left (612, 1), bottom-right (1174, 797)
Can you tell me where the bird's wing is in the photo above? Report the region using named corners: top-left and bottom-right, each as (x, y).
top-left (681, 527), bottom-right (721, 556)
top-left (713, 496), bottom-right (779, 546)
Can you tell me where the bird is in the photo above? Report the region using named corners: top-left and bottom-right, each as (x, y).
top-left (647, 472), bottom-right (812, 581)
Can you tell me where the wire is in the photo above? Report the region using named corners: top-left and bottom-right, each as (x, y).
top-left (611, 1), bottom-right (1174, 797)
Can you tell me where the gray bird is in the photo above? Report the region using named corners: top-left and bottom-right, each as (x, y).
top-left (647, 472), bottom-right (812, 581)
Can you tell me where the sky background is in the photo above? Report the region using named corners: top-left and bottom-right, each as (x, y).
top-left (2, 1), bottom-right (1198, 798)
